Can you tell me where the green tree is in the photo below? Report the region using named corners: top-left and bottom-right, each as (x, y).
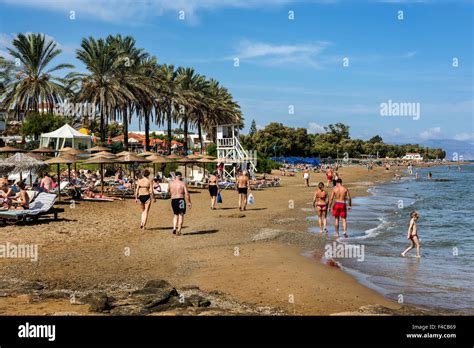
top-left (20, 112), bottom-right (67, 140)
top-left (249, 119), bottom-right (257, 136)
top-left (1, 33), bottom-right (74, 115)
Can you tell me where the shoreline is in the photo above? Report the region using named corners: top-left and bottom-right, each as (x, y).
top-left (0, 165), bottom-right (464, 315)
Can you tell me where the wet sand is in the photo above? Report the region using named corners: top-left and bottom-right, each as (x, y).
top-left (0, 166), bottom-right (407, 315)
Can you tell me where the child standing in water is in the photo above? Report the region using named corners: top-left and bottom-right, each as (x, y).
top-left (401, 211), bottom-right (421, 258)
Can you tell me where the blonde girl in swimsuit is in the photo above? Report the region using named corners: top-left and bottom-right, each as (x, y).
top-left (313, 182), bottom-right (328, 234)
top-left (135, 169), bottom-right (155, 230)
top-left (401, 211), bottom-right (421, 258)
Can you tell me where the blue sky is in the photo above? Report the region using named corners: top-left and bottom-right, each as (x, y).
top-left (0, 0), bottom-right (472, 144)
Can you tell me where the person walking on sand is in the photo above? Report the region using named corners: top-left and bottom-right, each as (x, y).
top-left (237, 170), bottom-right (251, 211)
top-left (313, 182), bottom-right (328, 234)
top-left (169, 171), bottom-right (191, 236)
top-left (329, 178), bottom-right (352, 238)
top-left (326, 167), bottom-right (333, 187)
top-left (401, 211), bottom-right (421, 258)
top-left (208, 170), bottom-right (219, 210)
top-left (303, 170), bottom-right (310, 187)
top-left (135, 169), bottom-right (155, 230)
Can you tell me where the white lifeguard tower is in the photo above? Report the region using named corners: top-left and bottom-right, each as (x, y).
top-left (216, 124), bottom-right (257, 180)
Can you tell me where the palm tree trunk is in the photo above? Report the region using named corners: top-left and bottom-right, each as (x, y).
top-left (167, 103), bottom-right (172, 154)
top-left (122, 106), bottom-right (129, 151)
top-left (183, 115), bottom-right (188, 153)
top-left (145, 111), bottom-right (150, 152)
top-left (197, 118), bottom-right (203, 154)
top-left (100, 107), bottom-right (106, 143)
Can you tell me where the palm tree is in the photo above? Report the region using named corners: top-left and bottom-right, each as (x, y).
top-left (0, 56), bottom-right (14, 96)
top-left (0, 33), bottom-right (74, 116)
top-left (106, 34), bottom-right (151, 150)
top-left (176, 67), bottom-right (208, 153)
top-left (74, 36), bottom-right (133, 143)
top-left (155, 64), bottom-right (183, 154)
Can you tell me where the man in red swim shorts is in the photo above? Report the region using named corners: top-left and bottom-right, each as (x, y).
top-left (329, 178), bottom-right (352, 238)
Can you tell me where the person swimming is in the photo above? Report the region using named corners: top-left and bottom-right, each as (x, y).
top-left (401, 211), bottom-right (421, 258)
top-left (313, 182), bottom-right (328, 234)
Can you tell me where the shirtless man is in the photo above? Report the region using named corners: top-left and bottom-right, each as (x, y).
top-left (237, 170), bottom-right (251, 211)
top-left (329, 178), bottom-right (352, 238)
top-left (169, 171), bottom-right (191, 236)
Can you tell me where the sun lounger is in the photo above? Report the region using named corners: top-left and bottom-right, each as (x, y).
top-left (82, 196), bottom-right (123, 202)
top-left (0, 193), bottom-right (64, 222)
top-left (218, 182), bottom-right (236, 190)
top-left (156, 183), bottom-right (170, 199)
top-left (26, 190), bottom-right (39, 203)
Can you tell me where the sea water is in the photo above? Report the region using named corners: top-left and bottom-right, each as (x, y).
top-left (308, 164), bottom-right (474, 314)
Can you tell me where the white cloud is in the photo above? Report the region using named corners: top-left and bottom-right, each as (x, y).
top-left (454, 132), bottom-right (474, 141)
top-left (233, 39), bottom-right (331, 68)
top-left (402, 51), bottom-right (418, 58)
top-left (419, 127), bottom-right (442, 140)
top-left (1, 0), bottom-right (299, 23)
top-left (308, 122), bottom-right (326, 134)
top-left (389, 128), bottom-right (402, 136)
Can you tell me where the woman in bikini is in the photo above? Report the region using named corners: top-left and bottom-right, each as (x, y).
top-left (135, 169), bottom-right (155, 229)
top-left (313, 182), bottom-right (328, 234)
top-left (401, 211), bottom-right (421, 258)
top-left (14, 181), bottom-right (30, 210)
top-left (208, 171), bottom-right (219, 210)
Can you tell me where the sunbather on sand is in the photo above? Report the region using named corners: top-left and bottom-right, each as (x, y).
top-left (13, 181), bottom-right (29, 210)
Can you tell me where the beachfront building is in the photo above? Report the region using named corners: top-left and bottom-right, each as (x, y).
top-left (39, 123), bottom-right (92, 153)
top-left (216, 124), bottom-right (257, 180)
top-left (402, 153), bottom-right (423, 161)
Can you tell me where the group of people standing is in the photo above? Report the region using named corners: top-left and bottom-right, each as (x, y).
top-left (312, 179), bottom-right (352, 239)
top-left (308, 167), bottom-right (422, 257)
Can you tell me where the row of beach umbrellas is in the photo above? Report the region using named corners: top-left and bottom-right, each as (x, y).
top-left (0, 145), bottom-right (217, 198)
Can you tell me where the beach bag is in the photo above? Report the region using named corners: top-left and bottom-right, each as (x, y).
top-left (247, 193), bottom-right (255, 205)
top-left (217, 191), bottom-right (223, 204)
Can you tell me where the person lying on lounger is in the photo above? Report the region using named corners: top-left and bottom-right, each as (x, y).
top-left (12, 181), bottom-right (29, 210)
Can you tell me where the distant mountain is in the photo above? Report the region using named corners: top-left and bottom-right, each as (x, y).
top-left (389, 139), bottom-right (474, 160)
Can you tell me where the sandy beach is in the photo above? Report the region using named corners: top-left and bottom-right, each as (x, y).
top-left (0, 165), bottom-right (427, 315)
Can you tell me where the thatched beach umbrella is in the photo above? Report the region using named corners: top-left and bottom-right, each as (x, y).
top-left (146, 154), bottom-right (171, 177)
top-left (31, 147), bottom-right (55, 154)
top-left (28, 153), bottom-right (52, 162)
top-left (138, 151), bottom-right (155, 157)
top-left (197, 157), bottom-right (218, 177)
top-left (45, 156), bottom-right (75, 200)
top-left (0, 146), bottom-right (26, 158)
top-left (166, 154), bottom-right (182, 160)
top-left (117, 153), bottom-right (151, 181)
top-left (64, 148), bottom-right (86, 156)
top-left (185, 154), bottom-right (203, 177)
top-left (92, 151), bottom-right (115, 159)
top-left (89, 146), bottom-right (110, 153)
top-left (59, 147), bottom-right (74, 153)
top-left (83, 156), bottom-right (117, 197)
top-left (0, 158), bottom-right (15, 177)
top-left (58, 154), bottom-right (78, 182)
top-left (116, 151), bottom-right (132, 157)
top-left (4, 152), bottom-right (47, 185)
